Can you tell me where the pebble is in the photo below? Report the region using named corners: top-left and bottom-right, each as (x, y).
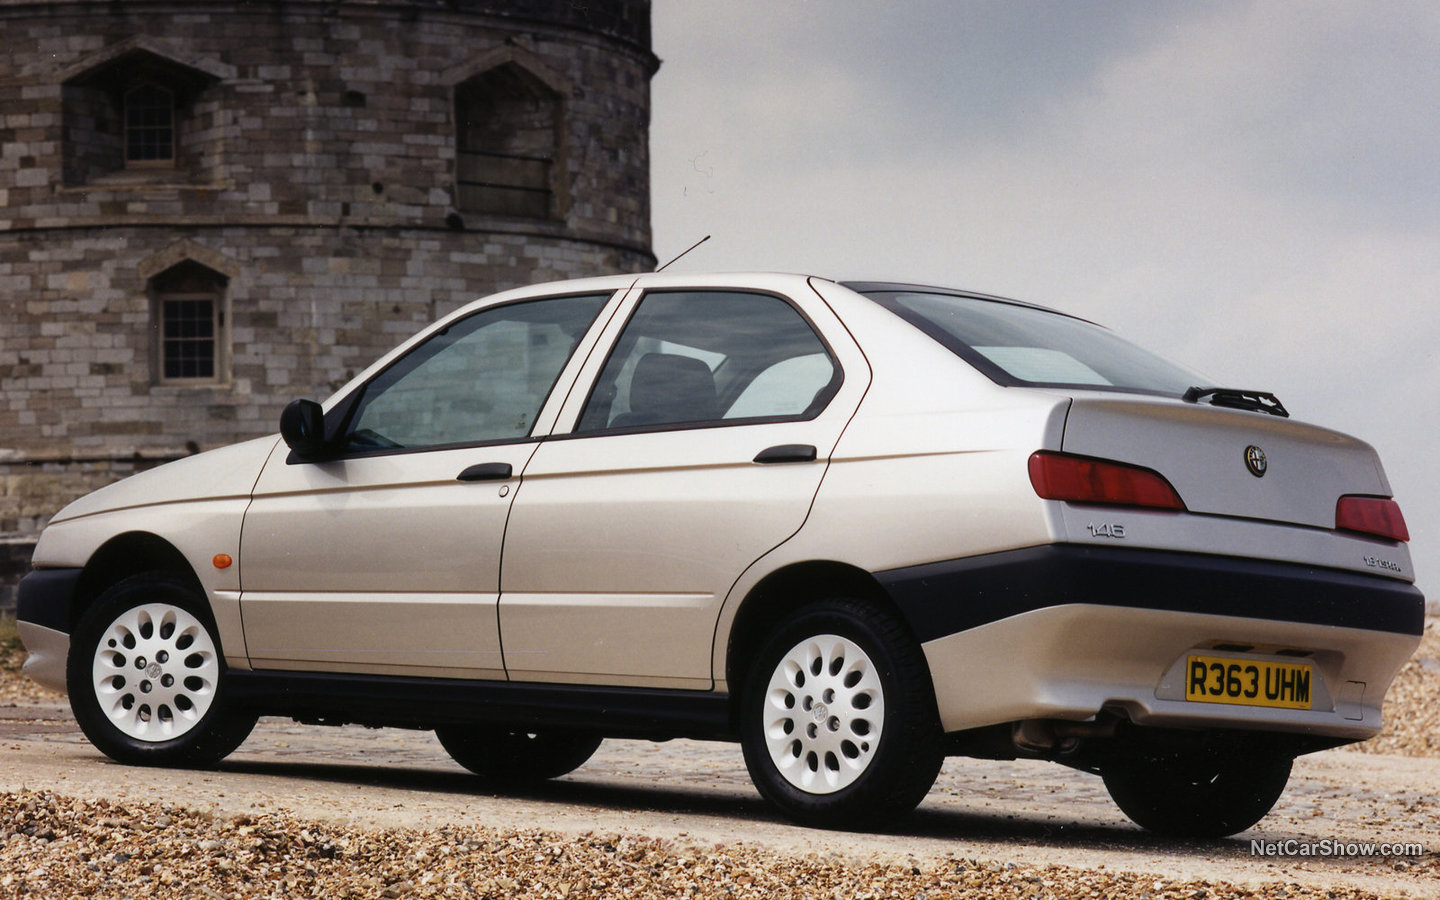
top-left (0, 787), bottom-right (1431, 900)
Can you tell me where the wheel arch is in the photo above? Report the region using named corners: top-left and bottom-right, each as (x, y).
top-left (72, 531), bottom-right (207, 631)
top-left (721, 559), bottom-right (925, 727)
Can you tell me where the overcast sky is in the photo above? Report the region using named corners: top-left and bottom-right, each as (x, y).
top-left (649, 1), bottom-right (1440, 593)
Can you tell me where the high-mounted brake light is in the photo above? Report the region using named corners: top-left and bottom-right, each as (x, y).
top-left (1028, 451), bottom-right (1185, 511)
top-left (1335, 495), bottom-right (1409, 543)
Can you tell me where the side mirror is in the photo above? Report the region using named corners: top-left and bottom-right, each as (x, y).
top-left (280, 399), bottom-right (329, 460)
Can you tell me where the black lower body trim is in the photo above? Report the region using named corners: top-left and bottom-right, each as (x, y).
top-left (876, 545), bottom-right (1425, 643)
top-left (227, 670), bottom-right (736, 741)
top-left (17, 567), bottom-right (81, 634)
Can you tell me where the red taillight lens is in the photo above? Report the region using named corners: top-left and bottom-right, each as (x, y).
top-left (1028, 451), bottom-right (1185, 510)
top-left (1335, 495), bottom-right (1409, 543)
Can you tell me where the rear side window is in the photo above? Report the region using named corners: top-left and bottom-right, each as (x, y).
top-left (864, 290), bottom-right (1202, 395)
top-left (577, 290), bottom-right (840, 432)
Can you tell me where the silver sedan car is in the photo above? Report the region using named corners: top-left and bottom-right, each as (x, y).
top-left (17, 273), bottom-right (1424, 836)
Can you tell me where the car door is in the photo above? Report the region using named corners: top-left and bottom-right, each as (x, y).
top-left (499, 281), bottom-right (871, 689)
top-left (239, 291), bottom-right (617, 677)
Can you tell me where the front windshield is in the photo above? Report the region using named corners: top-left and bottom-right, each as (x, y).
top-left (862, 289), bottom-right (1204, 396)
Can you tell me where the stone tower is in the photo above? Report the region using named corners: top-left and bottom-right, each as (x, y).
top-left (0, 0), bottom-right (658, 605)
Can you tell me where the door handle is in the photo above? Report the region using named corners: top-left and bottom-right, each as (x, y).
top-left (456, 462), bottom-right (513, 482)
top-left (753, 444), bottom-right (817, 464)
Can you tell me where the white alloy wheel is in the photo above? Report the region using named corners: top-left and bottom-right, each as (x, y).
top-left (761, 633), bottom-right (886, 794)
top-left (89, 602), bottom-right (221, 742)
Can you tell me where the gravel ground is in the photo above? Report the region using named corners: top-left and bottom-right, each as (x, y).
top-left (0, 618), bottom-right (1436, 899)
top-left (0, 789), bottom-right (1423, 900)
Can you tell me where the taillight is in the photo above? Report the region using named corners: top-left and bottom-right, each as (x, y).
top-left (1335, 495), bottom-right (1409, 543)
top-left (1028, 451), bottom-right (1185, 510)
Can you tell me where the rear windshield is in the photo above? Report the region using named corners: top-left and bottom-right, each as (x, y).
top-left (862, 289), bottom-right (1203, 396)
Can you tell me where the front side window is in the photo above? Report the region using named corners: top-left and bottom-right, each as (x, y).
top-left (577, 291), bottom-right (840, 432)
top-left (863, 289), bottom-right (1204, 396)
top-left (343, 294), bottom-right (608, 453)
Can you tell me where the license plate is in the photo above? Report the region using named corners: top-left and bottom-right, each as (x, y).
top-left (1185, 655), bottom-right (1314, 710)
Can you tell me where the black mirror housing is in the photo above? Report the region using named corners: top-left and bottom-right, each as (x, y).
top-left (280, 399), bottom-right (329, 460)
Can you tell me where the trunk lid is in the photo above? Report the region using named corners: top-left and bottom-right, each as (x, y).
top-left (1059, 393), bottom-right (1389, 530)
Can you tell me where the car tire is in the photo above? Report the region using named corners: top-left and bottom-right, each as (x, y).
top-left (67, 572), bottom-right (256, 767)
top-left (1101, 735), bottom-right (1293, 837)
top-left (435, 728), bottom-right (603, 781)
top-left (740, 598), bottom-right (944, 829)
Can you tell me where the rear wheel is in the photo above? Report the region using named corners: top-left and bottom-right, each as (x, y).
top-left (1102, 733), bottom-right (1293, 837)
top-left (740, 598), bottom-right (943, 829)
top-left (435, 728), bottom-right (602, 781)
top-left (67, 572), bottom-right (255, 767)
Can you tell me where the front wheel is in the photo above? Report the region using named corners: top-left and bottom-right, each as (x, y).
top-left (435, 728), bottom-right (602, 781)
top-left (740, 598), bottom-right (943, 829)
top-left (67, 572), bottom-right (256, 767)
top-left (1102, 734), bottom-right (1293, 837)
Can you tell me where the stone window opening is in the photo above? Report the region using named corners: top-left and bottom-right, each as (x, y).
top-left (60, 42), bottom-right (229, 187)
top-left (123, 83), bottom-right (177, 167)
top-left (455, 63), bottom-right (562, 219)
top-left (150, 261), bottom-right (228, 385)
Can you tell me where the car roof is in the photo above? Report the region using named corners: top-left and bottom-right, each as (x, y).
top-left (465, 272), bottom-right (1085, 325)
top-left (839, 280), bottom-right (1067, 315)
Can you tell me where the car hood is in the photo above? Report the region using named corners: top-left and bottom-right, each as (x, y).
top-left (49, 436), bottom-right (283, 524)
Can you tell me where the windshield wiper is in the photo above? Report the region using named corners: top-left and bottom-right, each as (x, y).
top-left (1182, 386), bottom-right (1289, 418)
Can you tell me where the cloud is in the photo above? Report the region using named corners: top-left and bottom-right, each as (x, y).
top-left (1069, 2), bottom-right (1440, 227)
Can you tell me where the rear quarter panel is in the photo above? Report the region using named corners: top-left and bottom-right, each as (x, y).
top-left (710, 281), bottom-right (1067, 684)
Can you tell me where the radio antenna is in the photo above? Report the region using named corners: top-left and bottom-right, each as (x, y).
top-left (655, 235), bottom-right (711, 272)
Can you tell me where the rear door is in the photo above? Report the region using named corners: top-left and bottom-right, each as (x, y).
top-left (498, 280), bottom-right (870, 689)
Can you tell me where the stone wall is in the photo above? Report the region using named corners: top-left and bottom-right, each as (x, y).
top-left (0, 3), bottom-right (655, 247)
top-left (0, 0), bottom-right (657, 600)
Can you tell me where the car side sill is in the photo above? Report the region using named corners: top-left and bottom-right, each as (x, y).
top-left (226, 670), bottom-right (736, 741)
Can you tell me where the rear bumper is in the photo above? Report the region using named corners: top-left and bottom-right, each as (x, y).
top-left (877, 544), bottom-right (1424, 640)
top-left (876, 546), bottom-right (1424, 739)
top-left (15, 567), bottom-right (80, 694)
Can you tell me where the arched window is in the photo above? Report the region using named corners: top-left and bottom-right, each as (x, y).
top-left (124, 83), bottom-right (176, 166)
top-left (455, 64), bottom-right (560, 218)
top-left (60, 42), bottom-right (229, 186)
top-left (150, 261), bottom-right (228, 384)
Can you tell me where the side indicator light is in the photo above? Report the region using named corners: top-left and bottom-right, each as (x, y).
top-left (1028, 451), bottom-right (1185, 511)
top-left (1335, 495), bottom-right (1409, 543)
top-left (213, 554), bottom-right (234, 570)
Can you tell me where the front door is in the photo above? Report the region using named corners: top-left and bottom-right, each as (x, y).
top-left (239, 292), bottom-right (613, 678)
